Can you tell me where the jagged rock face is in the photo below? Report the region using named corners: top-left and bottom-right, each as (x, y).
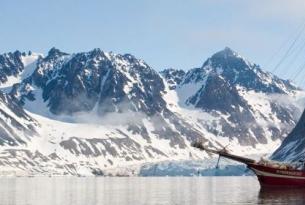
top-left (0, 91), bottom-right (37, 146)
top-left (186, 74), bottom-right (262, 145)
top-left (181, 47), bottom-right (298, 94)
top-left (187, 74), bottom-right (250, 113)
top-left (16, 48), bottom-right (166, 116)
top-left (0, 51), bottom-right (24, 83)
top-left (0, 51), bottom-right (40, 148)
top-left (200, 48), bottom-right (298, 94)
top-left (271, 109), bottom-right (305, 162)
top-left (160, 68), bottom-right (185, 90)
top-left (0, 50), bottom-right (41, 86)
top-left (162, 47), bottom-right (302, 146)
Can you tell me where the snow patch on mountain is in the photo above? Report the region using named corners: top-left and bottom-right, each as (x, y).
top-left (0, 51), bottom-right (41, 91)
top-left (162, 47), bottom-right (305, 151)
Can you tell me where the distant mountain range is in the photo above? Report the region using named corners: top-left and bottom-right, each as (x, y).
top-left (0, 47), bottom-right (303, 176)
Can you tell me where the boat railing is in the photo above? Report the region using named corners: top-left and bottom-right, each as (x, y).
top-left (256, 158), bottom-right (303, 170)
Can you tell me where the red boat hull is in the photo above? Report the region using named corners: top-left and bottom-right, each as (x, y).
top-left (248, 164), bottom-right (305, 187)
top-left (257, 175), bottom-right (305, 187)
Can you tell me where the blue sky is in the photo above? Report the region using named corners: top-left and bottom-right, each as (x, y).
top-left (1, 0), bottom-right (305, 84)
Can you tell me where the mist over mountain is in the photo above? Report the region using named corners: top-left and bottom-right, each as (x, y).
top-left (0, 47), bottom-right (303, 176)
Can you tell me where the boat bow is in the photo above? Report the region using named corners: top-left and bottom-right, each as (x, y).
top-left (192, 141), bottom-right (305, 187)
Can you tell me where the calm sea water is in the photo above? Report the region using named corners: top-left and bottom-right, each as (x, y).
top-left (0, 176), bottom-right (305, 205)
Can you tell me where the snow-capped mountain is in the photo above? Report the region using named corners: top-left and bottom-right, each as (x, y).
top-left (0, 51), bottom-right (41, 90)
top-left (0, 91), bottom-right (37, 146)
top-left (0, 51), bottom-right (39, 147)
top-left (271, 108), bottom-right (305, 162)
top-left (162, 47), bottom-right (304, 147)
top-left (0, 48), bottom-right (217, 175)
top-left (14, 47), bottom-right (167, 116)
top-left (0, 47), bottom-right (303, 176)
top-left (160, 68), bottom-right (185, 90)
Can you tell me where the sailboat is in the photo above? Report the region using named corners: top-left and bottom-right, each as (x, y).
top-left (192, 142), bottom-right (305, 187)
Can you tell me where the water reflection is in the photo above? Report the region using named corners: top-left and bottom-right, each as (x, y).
top-left (0, 177), bottom-right (304, 205)
top-left (258, 187), bottom-right (305, 205)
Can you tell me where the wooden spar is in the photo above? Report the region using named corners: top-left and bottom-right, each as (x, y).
top-left (192, 141), bottom-right (256, 164)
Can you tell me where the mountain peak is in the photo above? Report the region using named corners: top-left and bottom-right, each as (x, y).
top-left (223, 46), bottom-right (235, 53)
top-left (212, 47), bottom-right (239, 59)
top-left (123, 53), bottom-right (137, 60)
top-left (47, 47), bottom-right (68, 58)
top-left (199, 47), bottom-right (246, 71)
top-left (89, 48), bottom-right (102, 55)
top-left (13, 50), bottom-right (22, 57)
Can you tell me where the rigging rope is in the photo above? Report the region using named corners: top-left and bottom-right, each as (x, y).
top-left (286, 37), bottom-right (305, 77)
top-left (291, 58), bottom-right (305, 81)
top-left (271, 20), bottom-right (305, 74)
top-left (297, 68), bottom-right (305, 87)
top-left (265, 22), bottom-right (305, 69)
